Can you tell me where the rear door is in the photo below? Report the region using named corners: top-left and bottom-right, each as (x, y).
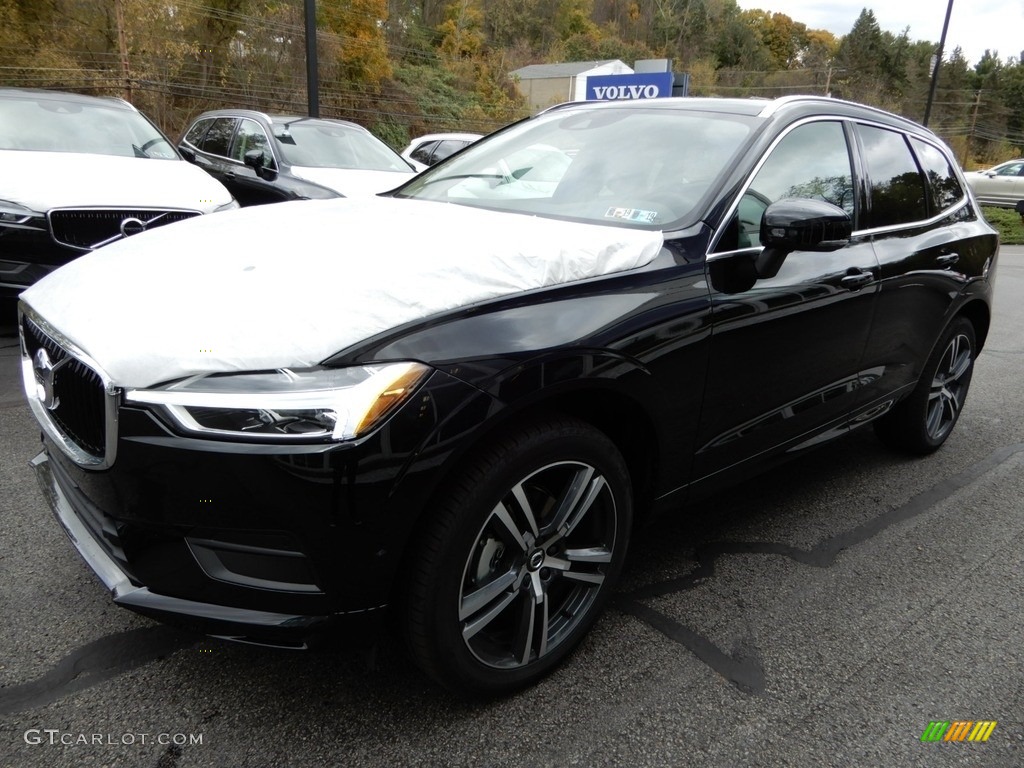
top-left (192, 117), bottom-right (239, 193)
top-left (853, 123), bottom-right (992, 412)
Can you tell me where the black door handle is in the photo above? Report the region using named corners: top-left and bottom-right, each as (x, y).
top-left (936, 253), bottom-right (959, 267)
top-left (840, 270), bottom-right (873, 290)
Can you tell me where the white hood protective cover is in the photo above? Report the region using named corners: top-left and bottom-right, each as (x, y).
top-left (289, 166), bottom-right (416, 197)
top-left (0, 150), bottom-right (235, 212)
top-left (22, 197), bottom-right (663, 389)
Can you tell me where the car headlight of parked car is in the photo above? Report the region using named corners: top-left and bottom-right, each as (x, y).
top-left (0, 199), bottom-right (45, 229)
top-left (126, 362), bottom-right (430, 441)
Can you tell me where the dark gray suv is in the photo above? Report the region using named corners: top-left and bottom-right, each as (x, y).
top-left (179, 109), bottom-right (416, 206)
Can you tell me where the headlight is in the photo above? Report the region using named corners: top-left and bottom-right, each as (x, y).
top-left (0, 199), bottom-right (45, 229)
top-left (126, 363), bottom-right (430, 441)
top-left (214, 199), bottom-right (241, 212)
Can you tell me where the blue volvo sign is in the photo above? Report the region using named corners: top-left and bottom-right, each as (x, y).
top-left (586, 72), bottom-right (674, 101)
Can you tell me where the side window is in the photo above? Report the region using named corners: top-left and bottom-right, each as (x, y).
top-left (857, 124), bottom-right (927, 228)
top-left (230, 119), bottom-right (275, 169)
top-left (183, 118), bottom-right (213, 147)
top-left (199, 117), bottom-right (237, 158)
top-left (909, 137), bottom-right (963, 214)
top-left (432, 139), bottom-right (466, 163)
top-left (716, 120), bottom-right (853, 252)
top-left (997, 162), bottom-right (1024, 177)
top-left (410, 141), bottom-right (438, 166)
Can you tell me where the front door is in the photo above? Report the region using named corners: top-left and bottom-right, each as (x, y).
top-left (693, 119), bottom-right (879, 489)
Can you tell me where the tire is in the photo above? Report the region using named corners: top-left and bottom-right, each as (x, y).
top-left (874, 317), bottom-right (976, 454)
top-left (404, 416), bottom-right (632, 697)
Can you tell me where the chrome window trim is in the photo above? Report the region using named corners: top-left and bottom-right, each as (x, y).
top-left (707, 116), bottom-right (852, 259)
top-left (229, 117), bottom-right (280, 171)
top-left (19, 303), bottom-right (120, 469)
top-left (706, 115), bottom-right (970, 261)
top-left (186, 114), bottom-right (281, 170)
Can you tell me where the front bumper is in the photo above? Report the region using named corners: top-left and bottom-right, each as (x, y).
top-left (31, 448), bottom-right (385, 648)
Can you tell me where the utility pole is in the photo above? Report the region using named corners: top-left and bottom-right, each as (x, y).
top-left (304, 0), bottom-right (319, 117)
top-left (962, 90), bottom-right (982, 166)
top-left (113, 0), bottom-right (131, 101)
top-left (923, 0), bottom-right (954, 126)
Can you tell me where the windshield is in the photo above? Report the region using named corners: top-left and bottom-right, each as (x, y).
top-left (0, 95), bottom-right (178, 159)
top-left (397, 107), bottom-right (757, 228)
top-left (273, 120), bottom-right (410, 171)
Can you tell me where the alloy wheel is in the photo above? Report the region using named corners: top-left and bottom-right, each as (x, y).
top-left (925, 332), bottom-right (973, 442)
top-left (457, 460), bottom-right (618, 670)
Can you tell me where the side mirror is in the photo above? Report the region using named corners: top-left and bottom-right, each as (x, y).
top-left (760, 198), bottom-right (852, 253)
top-left (244, 149), bottom-right (275, 180)
top-left (179, 146), bottom-right (196, 163)
top-left (709, 198), bottom-right (854, 294)
top-left (756, 198), bottom-right (851, 279)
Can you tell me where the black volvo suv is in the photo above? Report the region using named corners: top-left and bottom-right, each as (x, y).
top-left (20, 95), bottom-right (997, 696)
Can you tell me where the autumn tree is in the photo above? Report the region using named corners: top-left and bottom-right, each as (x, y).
top-left (320, 0), bottom-right (393, 88)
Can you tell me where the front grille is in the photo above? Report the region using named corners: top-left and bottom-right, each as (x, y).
top-left (49, 208), bottom-right (200, 250)
top-left (22, 315), bottom-right (108, 459)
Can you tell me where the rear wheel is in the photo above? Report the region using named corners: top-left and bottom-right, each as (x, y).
top-left (874, 317), bottom-right (976, 454)
top-left (404, 417), bottom-right (632, 697)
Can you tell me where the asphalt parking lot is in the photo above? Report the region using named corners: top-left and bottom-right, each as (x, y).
top-left (1, 247), bottom-right (1022, 767)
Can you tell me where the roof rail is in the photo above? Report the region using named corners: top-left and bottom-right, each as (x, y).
top-left (758, 94), bottom-right (926, 132)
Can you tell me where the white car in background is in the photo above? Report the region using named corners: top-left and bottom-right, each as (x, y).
top-left (963, 158), bottom-right (1024, 208)
top-left (0, 87), bottom-right (236, 298)
top-left (401, 132), bottom-right (483, 171)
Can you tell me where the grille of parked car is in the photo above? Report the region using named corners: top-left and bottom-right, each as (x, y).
top-left (48, 208), bottom-right (200, 250)
top-left (22, 315), bottom-right (108, 458)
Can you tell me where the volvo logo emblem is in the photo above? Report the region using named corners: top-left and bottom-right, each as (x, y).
top-left (33, 348), bottom-right (68, 411)
top-left (527, 549), bottom-right (545, 571)
top-left (119, 217), bottom-right (147, 237)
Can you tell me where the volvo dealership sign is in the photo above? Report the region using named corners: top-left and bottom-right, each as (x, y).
top-left (586, 72), bottom-right (674, 101)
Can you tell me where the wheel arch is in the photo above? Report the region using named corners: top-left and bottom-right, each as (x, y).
top-left (956, 297), bottom-right (991, 352)
top-left (387, 381), bottom-right (661, 610)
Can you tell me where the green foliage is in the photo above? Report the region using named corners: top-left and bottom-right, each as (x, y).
top-left (981, 207), bottom-right (1024, 245)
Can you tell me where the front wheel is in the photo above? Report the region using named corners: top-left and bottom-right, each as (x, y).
top-left (404, 417), bottom-right (632, 697)
top-left (874, 317), bottom-right (976, 454)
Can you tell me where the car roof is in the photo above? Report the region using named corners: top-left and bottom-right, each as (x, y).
top-left (0, 87), bottom-right (137, 112)
top-left (190, 109), bottom-right (368, 132)
top-left (540, 95), bottom-right (932, 138)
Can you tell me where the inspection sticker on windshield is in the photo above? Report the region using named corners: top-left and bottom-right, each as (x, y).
top-left (605, 207), bottom-right (657, 223)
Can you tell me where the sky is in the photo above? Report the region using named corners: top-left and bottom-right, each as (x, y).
top-left (736, 0), bottom-right (1024, 67)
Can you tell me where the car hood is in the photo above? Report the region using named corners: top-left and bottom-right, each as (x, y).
top-left (22, 197), bottom-right (663, 389)
top-left (0, 150), bottom-right (234, 212)
top-left (289, 166), bottom-right (416, 196)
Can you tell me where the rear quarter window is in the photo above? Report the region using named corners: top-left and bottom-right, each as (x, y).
top-left (184, 118), bottom-right (213, 147)
top-left (200, 117), bottom-right (237, 157)
top-left (910, 137), bottom-right (964, 214)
